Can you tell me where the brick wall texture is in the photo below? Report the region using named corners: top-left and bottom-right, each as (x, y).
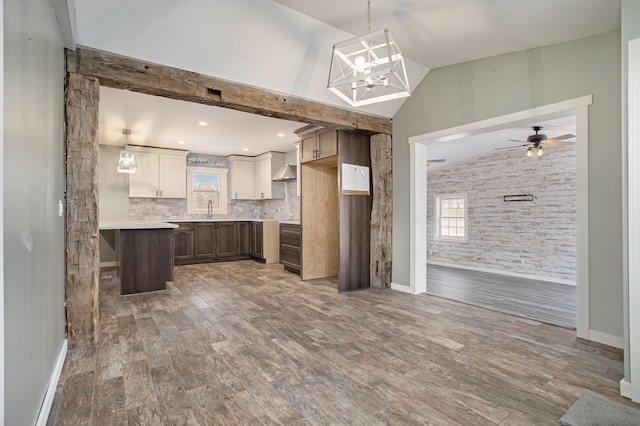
top-left (427, 145), bottom-right (576, 282)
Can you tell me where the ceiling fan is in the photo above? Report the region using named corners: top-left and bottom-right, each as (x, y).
top-left (509, 126), bottom-right (575, 159)
top-left (427, 159), bottom-right (445, 167)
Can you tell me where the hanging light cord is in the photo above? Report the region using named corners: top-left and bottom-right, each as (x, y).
top-left (367, 0), bottom-right (371, 33)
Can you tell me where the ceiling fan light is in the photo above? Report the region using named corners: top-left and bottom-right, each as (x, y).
top-left (526, 147), bottom-right (534, 159)
top-left (536, 146), bottom-right (544, 158)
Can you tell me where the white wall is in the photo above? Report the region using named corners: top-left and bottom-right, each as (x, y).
top-left (3, 1), bottom-right (67, 424)
top-left (0, 3), bottom-right (5, 421)
top-left (622, 0), bottom-right (640, 395)
top-left (98, 145), bottom-right (130, 221)
top-left (393, 31), bottom-right (622, 339)
top-left (427, 146), bottom-right (576, 283)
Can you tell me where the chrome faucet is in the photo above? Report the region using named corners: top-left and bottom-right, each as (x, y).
top-left (207, 199), bottom-right (213, 216)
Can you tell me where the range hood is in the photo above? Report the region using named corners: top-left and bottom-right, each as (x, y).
top-left (272, 164), bottom-right (297, 181)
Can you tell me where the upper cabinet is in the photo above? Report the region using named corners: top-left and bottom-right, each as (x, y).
top-left (228, 156), bottom-right (255, 200)
top-left (227, 152), bottom-right (285, 200)
top-left (255, 152), bottom-right (285, 200)
top-left (298, 127), bottom-right (338, 164)
top-left (128, 147), bottom-right (188, 198)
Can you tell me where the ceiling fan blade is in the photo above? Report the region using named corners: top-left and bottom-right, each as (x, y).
top-left (427, 159), bottom-right (446, 164)
top-left (544, 134), bottom-right (575, 145)
top-left (508, 139), bottom-right (528, 143)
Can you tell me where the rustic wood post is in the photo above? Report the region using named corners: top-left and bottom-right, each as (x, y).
top-left (65, 72), bottom-right (100, 347)
top-left (370, 133), bottom-right (392, 289)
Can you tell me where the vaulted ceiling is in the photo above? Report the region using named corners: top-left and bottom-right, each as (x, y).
top-left (76, 0), bottom-right (619, 156)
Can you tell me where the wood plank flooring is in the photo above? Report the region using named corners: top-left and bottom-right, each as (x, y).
top-left (48, 261), bottom-right (628, 425)
top-left (427, 264), bottom-right (576, 329)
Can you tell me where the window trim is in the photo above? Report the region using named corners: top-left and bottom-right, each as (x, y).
top-left (434, 193), bottom-right (468, 242)
top-left (187, 167), bottom-right (228, 215)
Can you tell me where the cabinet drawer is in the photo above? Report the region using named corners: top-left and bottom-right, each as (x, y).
top-left (280, 223), bottom-right (301, 235)
top-left (280, 245), bottom-right (301, 268)
top-left (280, 233), bottom-right (300, 248)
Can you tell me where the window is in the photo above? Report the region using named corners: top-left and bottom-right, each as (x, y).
top-left (435, 193), bottom-right (467, 241)
top-left (187, 167), bottom-right (228, 215)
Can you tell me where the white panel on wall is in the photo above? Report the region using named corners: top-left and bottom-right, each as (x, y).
top-left (427, 145), bottom-right (577, 282)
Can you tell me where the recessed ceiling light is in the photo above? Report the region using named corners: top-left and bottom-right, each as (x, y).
top-left (242, 148), bottom-right (249, 152)
top-left (198, 121), bottom-right (208, 126)
top-left (178, 140), bottom-right (185, 145)
top-left (277, 133), bottom-right (285, 138)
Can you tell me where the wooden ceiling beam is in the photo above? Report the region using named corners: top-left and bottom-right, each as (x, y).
top-left (67, 46), bottom-right (392, 135)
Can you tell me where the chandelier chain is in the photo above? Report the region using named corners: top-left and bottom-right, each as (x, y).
top-left (367, 0), bottom-right (371, 34)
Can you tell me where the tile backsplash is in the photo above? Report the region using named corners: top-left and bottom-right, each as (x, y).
top-left (128, 180), bottom-right (300, 221)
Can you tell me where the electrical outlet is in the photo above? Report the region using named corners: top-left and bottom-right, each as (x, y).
top-left (520, 259), bottom-right (526, 265)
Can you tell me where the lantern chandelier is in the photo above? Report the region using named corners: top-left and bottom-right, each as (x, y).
top-left (327, 0), bottom-right (410, 107)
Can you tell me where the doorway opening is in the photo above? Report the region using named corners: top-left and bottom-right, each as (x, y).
top-left (424, 115), bottom-right (577, 328)
top-left (405, 96), bottom-right (592, 339)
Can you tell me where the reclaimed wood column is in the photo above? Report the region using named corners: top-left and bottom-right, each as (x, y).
top-left (370, 133), bottom-right (392, 289)
top-left (65, 72), bottom-right (100, 347)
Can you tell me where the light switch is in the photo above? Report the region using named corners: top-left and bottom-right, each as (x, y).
top-left (58, 199), bottom-right (64, 217)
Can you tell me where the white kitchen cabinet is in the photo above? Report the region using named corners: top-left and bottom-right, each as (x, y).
top-left (128, 147), bottom-right (187, 198)
top-left (255, 152), bottom-right (285, 199)
top-left (228, 156), bottom-right (255, 199)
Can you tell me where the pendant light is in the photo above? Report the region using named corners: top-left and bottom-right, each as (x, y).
top-left (327, 0), bottom-right (410, 107)
top-left (117, 128), bottom-right (137, 173)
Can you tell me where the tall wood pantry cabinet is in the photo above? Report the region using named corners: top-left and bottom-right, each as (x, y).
top-left (296, 125), bottom-right (372, 292)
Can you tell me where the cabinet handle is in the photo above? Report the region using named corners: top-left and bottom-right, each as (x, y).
top-left (160, 190), bottom-right (163, 197)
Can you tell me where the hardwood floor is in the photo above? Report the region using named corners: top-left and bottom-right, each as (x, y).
top-left (427, 264), bottom-right (576, 329)
top-left (49, 261), bottom-right (627, 425)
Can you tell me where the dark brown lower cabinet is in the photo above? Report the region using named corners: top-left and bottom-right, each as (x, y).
top-left (280, 223), bottom-right (301, 275)
top-left (194, 222), bottom-right (216, 259)
top-left (250, 221), bottom-right (264, 260)
top-left (237, 222), bottom-right (250, 256)
top-left (173, 223), bottom-right (194, 261)
top-left (116, 228), bottom-right (173, 295)
top-left (176, 221), bottom-right (251, 265)
top-left (216, 222), bottom-right (238, 257)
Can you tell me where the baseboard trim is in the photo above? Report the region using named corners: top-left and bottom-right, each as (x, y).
top-left (427, 261), bottom-right (576, 286)
top-left (588, 330), bottom-right (624, 349)
top-left (100, 261), bottom-right (116, 268)
top-left (620, 379), bottom-right (633, 399)
top-left (391, 282), bottom-right (416, 294)
top-left (36, 339), bottom-right (67, 426)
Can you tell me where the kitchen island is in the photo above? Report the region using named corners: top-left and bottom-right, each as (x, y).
top-left (99, 221), bottom-right (178, 295)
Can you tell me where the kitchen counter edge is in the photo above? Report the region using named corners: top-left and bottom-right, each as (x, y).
top-left (99, 220), bottom-right (179, 230)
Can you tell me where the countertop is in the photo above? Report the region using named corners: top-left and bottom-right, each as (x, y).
top-left (99, 220), bottom-right (179, 230)
top-left (168, 219), bottom-right (298, 224)
top-left (99, 219), bottom-right (301, 228)
top-left (169, 219), bottom-right (276, 223)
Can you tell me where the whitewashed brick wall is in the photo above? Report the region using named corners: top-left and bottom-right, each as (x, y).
top-left (427, 145), bottom-right (576, 282)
